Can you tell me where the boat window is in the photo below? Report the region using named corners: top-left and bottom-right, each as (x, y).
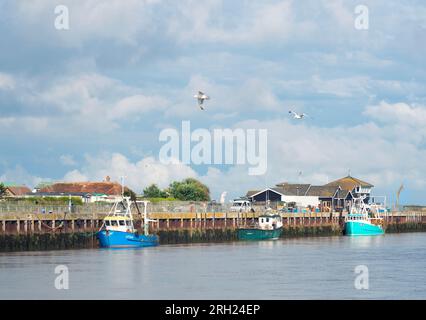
top-left (126, 220), bottom-right (131, 226)
top-left (266, 218), bottom-right (269, 222)
top-left (119, 220), bottom-right (125, 226)
top-left (105, 220), bottom-right (110, 226)
top-left (111, 220), bottom-right (118, 226)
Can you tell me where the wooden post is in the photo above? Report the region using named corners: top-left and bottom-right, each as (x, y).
top-left (167, 218), bottom-right (170, 229)
top-left (38, 220), bottom-right (42, 232)
top-left (71, 219), bottom-right (75, 232)
top-left (2, 220), bottom-right (5, 233)
top-left (24, 220), bottom-right (28, 233)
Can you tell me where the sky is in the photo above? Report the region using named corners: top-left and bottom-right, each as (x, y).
top-left (0, 0), bottom-right (425, 205)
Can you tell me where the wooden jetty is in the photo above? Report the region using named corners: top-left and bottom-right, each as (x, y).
top-left (1, 209), bottom-right (425, 235)
top-left (1, 207), bottom-right (425, 251)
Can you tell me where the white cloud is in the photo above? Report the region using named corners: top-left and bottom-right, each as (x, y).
top-left (63, 169), bottom-right (87, 182)
top-left (109, 95), bottom-right (169, 120)
top-left (15, 0), bottom-right (162, 46)
top-left (60, 155), bottom-right (77, 166)
top-left (2, 72), bottom-right (172, 135)
top-left (0, 72), bottom-right (15, 90)
top-left (168, 0), bottom-right (294, 44)
top-left (0, 166), bottom-right (46, 188)
top-left (364, 101), bottom-right (426, 128)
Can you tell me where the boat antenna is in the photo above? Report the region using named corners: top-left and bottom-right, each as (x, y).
top-left (120, 175), bottom-right (127, 198)
top-left (396, 183), bottom-right (404, 210)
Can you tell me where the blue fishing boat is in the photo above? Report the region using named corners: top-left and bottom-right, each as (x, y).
top-left (97, 198), bottom-right (159, 248)
top-left (345, 196), bottom-right (384, 236)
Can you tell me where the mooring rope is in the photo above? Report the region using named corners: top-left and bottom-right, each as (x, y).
top-left (32, 211), bottom-right (68, 232)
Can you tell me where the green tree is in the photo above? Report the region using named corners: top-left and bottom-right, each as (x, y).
top-left (123, 188), bottom-right (137, 201)
top-left (168, 178), bottom-right (210, 201)
top-left (143, 184), bottom-right (168, 198)
top-left (0, 183), bottom-right (6, 198)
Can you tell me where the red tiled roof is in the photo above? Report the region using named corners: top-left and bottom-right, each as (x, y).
top-left (6, 186), bottom-right (32, 196)
top-left (39, 182), bottom-right (126, 195)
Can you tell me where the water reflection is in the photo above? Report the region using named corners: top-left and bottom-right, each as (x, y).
top-left (348, 235), bottom-right (385, 248)
top-left (0, 233), bottom-right (425, 299)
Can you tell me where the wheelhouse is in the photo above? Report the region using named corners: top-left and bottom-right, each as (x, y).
top-left (258, 214), bottom-right (283, 230)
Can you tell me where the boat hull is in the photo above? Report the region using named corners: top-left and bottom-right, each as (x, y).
top-left (238, 227), bottom-right (283, 240)
top-left (345, 221), bottom-right (384, 236)
top-left (97, 230), bottom-right (159, 248)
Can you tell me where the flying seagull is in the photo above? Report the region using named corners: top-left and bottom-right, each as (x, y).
top-left (289, 110), bottom-right (308, 119)
top-left (194, 91), bottom-right (210, 110)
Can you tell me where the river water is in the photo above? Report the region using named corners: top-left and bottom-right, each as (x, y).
top-left (0, 233), bottom-right (425, 299)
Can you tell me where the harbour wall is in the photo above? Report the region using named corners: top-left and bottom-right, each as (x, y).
top-left (0, 211), bottom-right (425, 252)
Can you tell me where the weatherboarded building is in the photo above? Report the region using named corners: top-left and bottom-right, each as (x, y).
top-left (246, 175), bottom-right (374, 212)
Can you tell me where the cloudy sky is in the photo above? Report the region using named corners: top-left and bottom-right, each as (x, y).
top-left (0, 0), bottom-right (425, 204)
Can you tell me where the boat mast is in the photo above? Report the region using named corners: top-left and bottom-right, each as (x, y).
top-left (141, 200), bottom-right (149, 236)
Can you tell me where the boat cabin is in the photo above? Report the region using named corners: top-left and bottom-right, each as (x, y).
top-left (258, 214), bottom-right (283, 230)
top-left (104, 215), bottom-right (134, 233)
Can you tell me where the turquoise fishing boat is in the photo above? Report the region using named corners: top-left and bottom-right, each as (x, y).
top-left (345, 196), bottom-right (384, 236)
top-left (97, 198), bottom-right (159, 248)
top-left (238, 213), bottom-right (283, 240)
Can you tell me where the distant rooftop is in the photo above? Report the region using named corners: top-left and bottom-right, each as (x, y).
top-left (324, 175), bottom-right (373, 191)
top-left (38, 181), bottom-right (130, 196)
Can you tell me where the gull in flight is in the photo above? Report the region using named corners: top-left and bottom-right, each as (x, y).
top-left (194, 91), bottom-right (210, 110)
top-left (289, 110), bottom-right (308, 119)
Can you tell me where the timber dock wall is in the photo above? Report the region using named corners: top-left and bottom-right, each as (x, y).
top-left (1, 210), bottom-right (425, 252)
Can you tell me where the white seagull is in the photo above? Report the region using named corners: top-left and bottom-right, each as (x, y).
top-left (289, 110), bottom-right (308, 119)
top-left (194, 91), bottom-right (210, 110)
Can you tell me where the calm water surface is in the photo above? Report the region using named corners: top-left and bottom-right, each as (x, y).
top-left (1, 233), bottom-right (425, 299)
